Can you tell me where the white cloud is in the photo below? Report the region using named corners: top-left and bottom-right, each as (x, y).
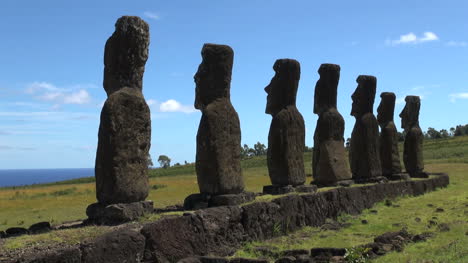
top-left (26, 82), bottom-right (62, 94)
top-left (26, 82), bottom-right (92, 105)
top-left (387, 32), bottom-right (439, 46)
top-left (159, 99), bottom-right (196, 113)
top-left (446, 41), bottom-right (468, 47)
top-left (144, 11), bottom-right (160, 20)
top-left (63, 90), bottom-right (91, 104)
top-left (449, 92), bottom-right (468, 102)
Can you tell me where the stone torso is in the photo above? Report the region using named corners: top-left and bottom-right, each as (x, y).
top-left (267, 106), bottom-right (305, 186)
top-left (95, 88), bottom-right (151, 205)
top-left (350, 113), bottom-right (382, 180)
top-left (379, 121), bottom-right (402, 176)
top-left (403, 126), bottom-right (424, 175)
top-left (312, 108), bottom-right (351, 185)
top-left (196, 98), bottom-right (244, 195)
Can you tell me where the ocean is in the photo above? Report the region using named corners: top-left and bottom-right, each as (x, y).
top-left (0, 168), bottom-right (94, 187)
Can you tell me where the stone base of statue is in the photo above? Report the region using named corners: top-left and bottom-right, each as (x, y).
top-left (183, 192), bottom-right (256, 210)
top-left (385, 173), bottom-right (411, 181)
top-left (353, 176), bottom-right (389, 184)
top-left (86, 200), bottom-right (153, 225)
top-left (409, 171), bottom-right (430, 178)
top-left (311, 180), bottom-right (355, 188)
top-left (262, 184), bottom-right (318, 195)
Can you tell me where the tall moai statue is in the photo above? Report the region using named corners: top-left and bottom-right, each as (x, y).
top-left (87, 16), bottom-right (153, 224)
top-left (263, 59), bottom-right (309, 194)
top-left (377, 92), bottom-right (404, 180)
top-left (349, 75), bottom-right (385, 183)
top-left (312, 64), bottom-right (352, 187)
top-left (400, 96), bottom-right (428, 178)
top-left (184, 44), bottom-right (254, 209)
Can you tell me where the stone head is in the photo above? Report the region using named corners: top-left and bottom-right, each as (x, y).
top-left (400, 95), bottom-right (420, 130)
top-left (313, 63), bottom-right (340, 114)
top-left (377, 92), bottom-right (396, 125)
top-left (194, 43), bottom-right (234, 110)
top-left (264, 59), bottom-right (301, 115)
top-left (104, 16), bottom-right (150, 96)
top-left (351, 75), bottom-right (377, 117)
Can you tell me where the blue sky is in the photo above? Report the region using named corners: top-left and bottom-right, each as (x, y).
top-left (0, 0), bottom-right (467, 169)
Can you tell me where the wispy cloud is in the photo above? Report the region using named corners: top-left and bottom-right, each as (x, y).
top-left (26, 82), bottom-right (92, 105)
top-left (144, 11), bottom-right (160, 20)
top-left (446, 41), bottom-right (468, 47)
top-left (0, 145), bottom-right (36, 151)
top-left (0, 111), bottom-right (97, 121)
top-left (449, 92), bottom-right (468, 103)
top-left (159, 99), bottom-right (196, 113)
top-left (146, 99), bottom-right (196, 114)
top-left (386, 32), bottom-right (439, 46)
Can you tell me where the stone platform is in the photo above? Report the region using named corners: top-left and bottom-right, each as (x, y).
top-left (262, 184), bottom-right (317, 195)
top-left (86, 200), bottom-right (153, 225)
top-left (183, 192), bottom-right (256, 210)
top-left (8, 174), bottom-right (449, 263)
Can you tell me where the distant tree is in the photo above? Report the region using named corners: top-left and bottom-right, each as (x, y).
top-left (147, 153), bottom-right (154, 168)
top-left (345, 138), bottom-right (351, 149)
top-left (439, 129), bottom-right (449, 138)
top-left (184, 160), bottom-right (188, 165)
top-left (450, 127), bottom-right (456, 136)
top-left (304, 146), bottom-right (313, 152)
top-left (241, 144), bottom-right (255, 159)
top-left (157, 155), bottom-right (171, 169)
top-left (426, 127), bottom-right (441, 139)
top-left (253, 142), bottom-right (267, 156)
top-left (174, 162), bottom-right (181, 166)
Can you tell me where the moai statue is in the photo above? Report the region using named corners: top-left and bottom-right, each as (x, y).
top-left (349, 75), bottom-right (386, 183)
top-left (377, 92), bottom-right (406, 180)
top-left (184, 43), bottom-right (254, 208)
top-left (87, 16), bottom-right (153, 224)
top-left (312, 64), bottom-right (352, 187)
top-left (400, 96), bottom-right (428, 178)
top-left (262, 59), bottom-right (314, 195)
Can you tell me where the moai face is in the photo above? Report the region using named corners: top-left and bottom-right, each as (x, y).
top-left (103, 16), bottom-right (150, 96)
top-left (377, 92), bottom-right (396, 125)
top-left (265, 59), bottom-right (300, 115)
top-left (351, 75), bottom-right (377, 117)
top-left (313, 64), bottom-right (340, 114)
top-left (400, 96), bottom-right (420, 131)
top-left (194, 43), bottom-right (234, 110)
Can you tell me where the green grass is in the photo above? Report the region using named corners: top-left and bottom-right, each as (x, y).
top-left (233, 162), bottom-right (468, 262)
top-left (0, 135), bottom-right (467, 261)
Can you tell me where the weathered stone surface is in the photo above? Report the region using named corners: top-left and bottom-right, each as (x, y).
top-left (103, 16), bottom-right (150, 96)
top-left (194, 43), bottom-right (244, 195)
top-left (81, 228), bottom-right (145, 263)
top-left (15, 246), bottom-right (81, 263)
top-left (265, 59), bottom-right (305, 186)
top-left (312, 64), bottom-right (351, 186)
top-left (349, 75), bottom-right (383, 182)
top-left (263, 184), bottom-right (317, 195)
top-left (28, 221), bottom-right (51, 234)
top-left (400, 96), bottom-right (427, 178)
top-left (95, 87), bottom-right (151, 205)
top-left (142, 206), bottom-right (245, 262)
top-left (377, 92), bottom-right (402, 178)
top-left (86, 200), bottom-right (153, 224)
top-left (5, 227), bottom-right (29, 237)
top-left (184, 192), bottom-right (256, 210)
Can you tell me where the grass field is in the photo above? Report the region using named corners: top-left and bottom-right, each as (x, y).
top-left (0, 136), bottom-right (467, 261)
